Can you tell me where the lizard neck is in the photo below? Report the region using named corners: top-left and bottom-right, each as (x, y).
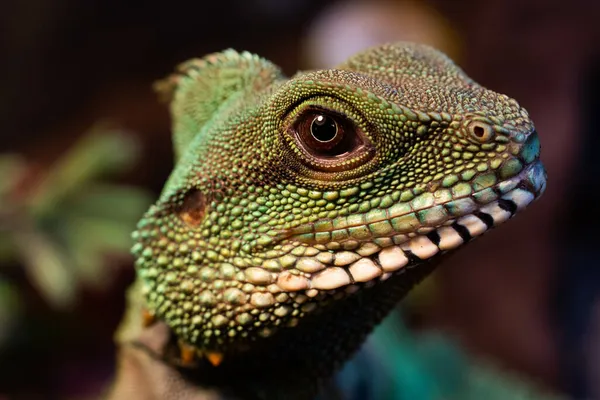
top-left (172, 261), bottom-right (437, 400)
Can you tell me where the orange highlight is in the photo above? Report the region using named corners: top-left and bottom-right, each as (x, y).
top-left (206, 352), bottom-right (224, 366)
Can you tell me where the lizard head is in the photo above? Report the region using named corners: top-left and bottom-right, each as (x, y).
top-left (132, 43), bottom-right (546, 368)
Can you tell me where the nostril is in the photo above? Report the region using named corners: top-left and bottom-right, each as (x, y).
top-left (177, 189), bottom-right (208, 227)
top-left (473, 125), bottom-right (485, 138)
top-left (467, 121), bottom-right (494, 142)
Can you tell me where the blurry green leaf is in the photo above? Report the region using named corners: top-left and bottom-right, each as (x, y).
top-left (0, 154), bottom-right (26, 199)
top-left (29, 126), bottom-right (141, 216)
top-left (0, 233), bottom-right (16, 263)
top-left (66, 247), bottom-right (108, 289)
top-left (61, 215), bottom-right (139, 288)
top-left (46, 183), bottom-right (152, 288)
top-left (12, 229), bottom-right (76, 308)
top-left (0, 126), bottom-right (152, 309)
top-left (355, 312), bottom-right (565, 400)
top-left (0, 277), bottom-right (21, 348)
top-left (60, 183), bottom-right (152, 224)
top-left (461, 359), bottom-right (564, 400)
top-left (65, 215), bottom-right (137, 251)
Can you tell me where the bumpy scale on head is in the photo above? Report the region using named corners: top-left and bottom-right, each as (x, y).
top-left (131, 43), bottom-right (546, 356)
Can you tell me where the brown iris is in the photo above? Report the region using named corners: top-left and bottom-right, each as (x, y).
top-left (293, 110), bottom-right (370, 170)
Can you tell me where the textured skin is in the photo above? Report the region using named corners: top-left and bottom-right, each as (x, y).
top-left (131, 43), bottom-right (547, 399)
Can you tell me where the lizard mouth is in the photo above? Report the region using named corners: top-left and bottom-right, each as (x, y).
top-left (275, 160), bottom-right (547, 293)
top-left (367, 160), bottom-right (546, 274)
top-left (131, 159), bottom-right (546, 354)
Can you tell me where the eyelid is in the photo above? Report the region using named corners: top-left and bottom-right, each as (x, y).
top-left (281, 96), bottom-right (365, 128)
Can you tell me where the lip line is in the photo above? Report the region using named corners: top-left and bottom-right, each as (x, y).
top-left (288, 159), bottom-right (546, 241)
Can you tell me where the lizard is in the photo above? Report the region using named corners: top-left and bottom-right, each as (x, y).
top-left (122, 42), bottom-right (546, 400)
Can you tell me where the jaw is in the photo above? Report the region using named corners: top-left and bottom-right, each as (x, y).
top-left (276, 159), bottom-right (546, 294)
top-left (171, 255), bottom-right (439, 400)
top-left (363, 160), bottom-right (546, 270)
top-left (136, 161), bottom-right (545, 400)
top-left (133, 158), bottom-right (546, 358)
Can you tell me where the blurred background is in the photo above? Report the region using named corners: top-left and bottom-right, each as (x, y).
top-left (0, 0), bottom-right (599, 399)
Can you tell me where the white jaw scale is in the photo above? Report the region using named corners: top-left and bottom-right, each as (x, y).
top-left (276, 186), bottom-right (537, 293)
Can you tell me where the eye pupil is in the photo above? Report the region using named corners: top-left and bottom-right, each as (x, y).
top-left (310, 115), bottom-right (338, 142)
top-left (290, 107), bottom-right (374, 172)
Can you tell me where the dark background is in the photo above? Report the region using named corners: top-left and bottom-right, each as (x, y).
top-left (1, 0), bottom-right (599, 398)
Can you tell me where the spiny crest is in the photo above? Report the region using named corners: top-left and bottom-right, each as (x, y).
top-left (154, 49), bottom-right (284, 159)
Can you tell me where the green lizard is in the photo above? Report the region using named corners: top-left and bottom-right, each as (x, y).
top-left (126, 42), bottom-right (546, 399)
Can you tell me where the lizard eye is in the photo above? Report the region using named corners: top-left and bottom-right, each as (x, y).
top-left (297, 112), bottom-right (358, 156)
top-left (291, 109), bottom-right (373, 172)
